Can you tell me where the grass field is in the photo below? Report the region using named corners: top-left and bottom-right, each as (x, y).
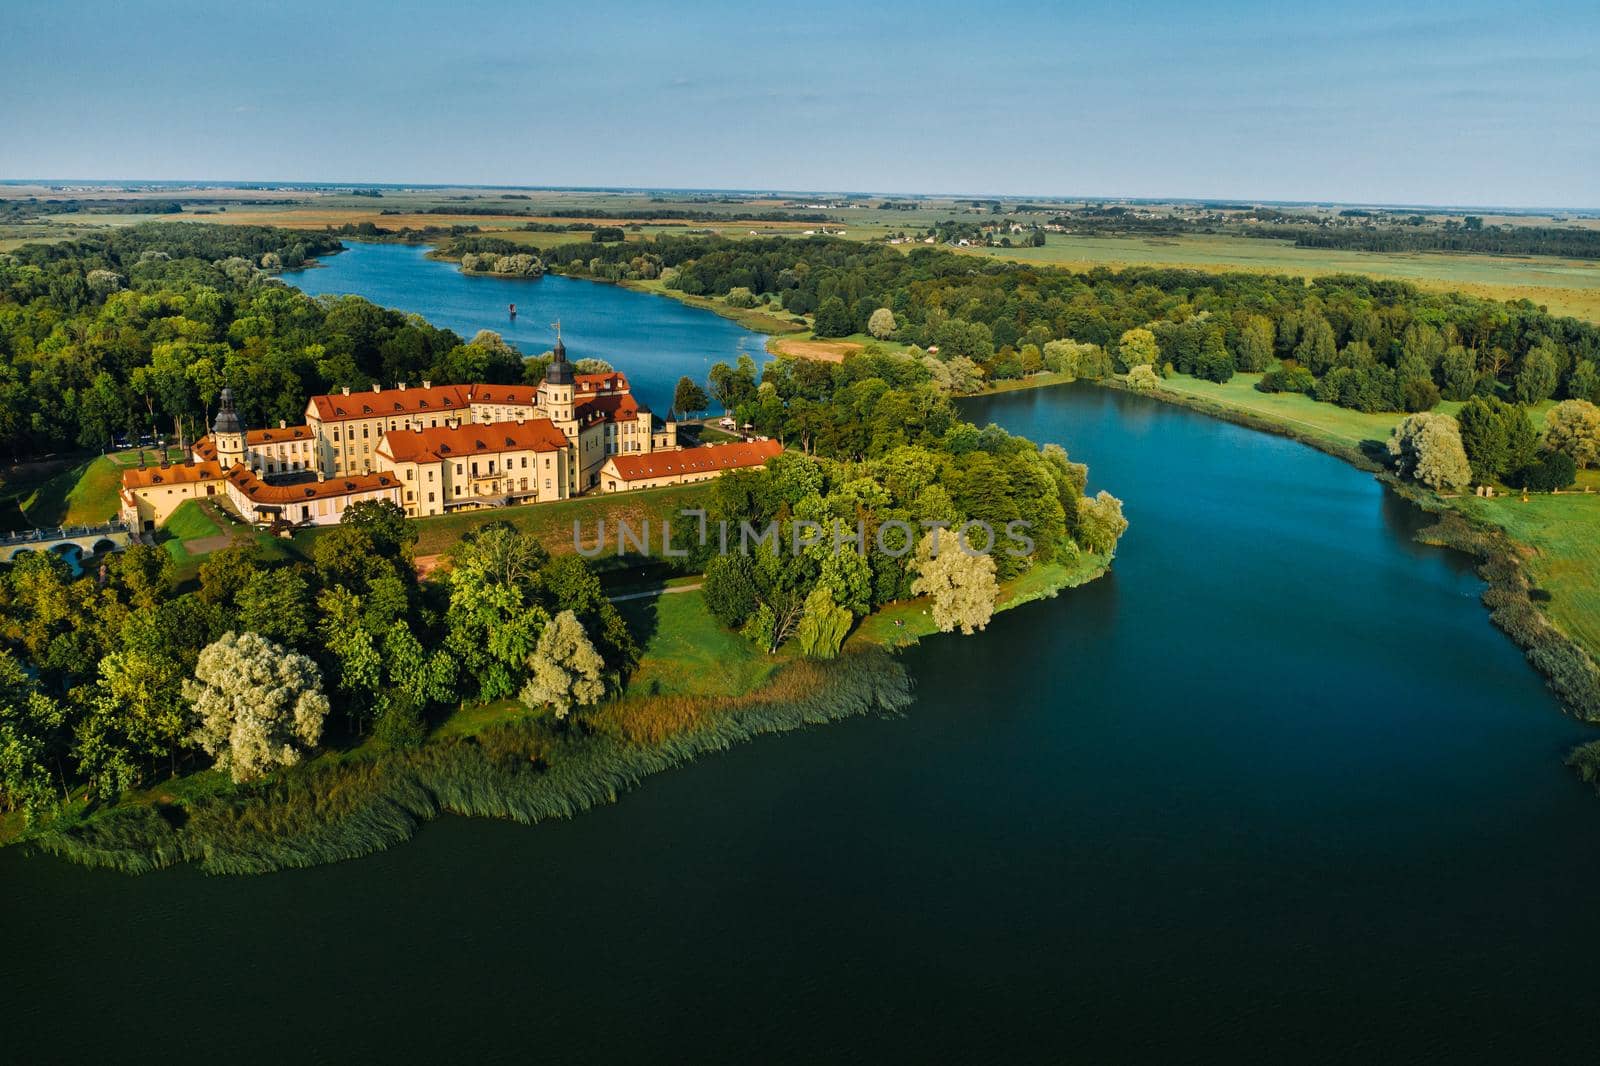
top-left (0, 454), bottom-right (125, 530)
top-left (1455, 492), bottom-right (1600, 659)
top-left (401, 480), bottom-right (715, 562)
top-left (15, 184), bottom-right (1597, 323)
top-left (1142, 372), bottom-right (1406, 454)
top-left (618, 589), bottom-right (783, 699)
top-left (851, 554), bottom-right (1111, 648)
top-left (942, 232), bottom-right (1600, 322)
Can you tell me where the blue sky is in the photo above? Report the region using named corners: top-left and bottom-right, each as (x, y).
top-left (3, 0), bottom-right (1596, 207)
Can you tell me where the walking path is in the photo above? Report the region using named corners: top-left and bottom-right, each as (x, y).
top-left (608, 582), bottom-right (703, 603)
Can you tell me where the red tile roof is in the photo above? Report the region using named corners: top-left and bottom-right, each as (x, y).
top-left (122, 461), bottom-right (227, 489)
top-left (247, 425), bottom-right (313, 445)
top-left (226, 466), bottom-right (400, 503)
top-left (605, 440), bottom-right (783, 482)
top-left (576, 392), bottom-right (641, 424)
top-left (378, 418), bottom-right (569, 464)
top-left (308, 384), bottom-right (472, 422)
top-left (470, 385), bottom-right (541, 406)
top-left (575, 372), bottom-right (629, 395)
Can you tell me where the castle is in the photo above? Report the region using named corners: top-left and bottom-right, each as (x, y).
top-left (119, 338), bottom-right (783, 531)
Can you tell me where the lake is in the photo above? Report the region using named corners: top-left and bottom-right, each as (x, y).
top-left (3, 256), bottom-right (1598, 1063)
top-left (285, 241), bottom-right (769, 415)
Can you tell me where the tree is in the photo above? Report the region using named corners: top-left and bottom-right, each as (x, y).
top-left (112, 543), bottom-right (175, 612)
top-left (673, 376), bottom-right (709, 417)
top-left (519, 610), bottom-right (605, 719)
top-left (1569, 359), bottom-right (1600, 403)
top-left (1514, 343), bottom-right (1560, 405)
top-left (0, 650), bottom-right (63, 823)
top-left (814, 297), bottom-right (854, 338)
top-left (1234, 316), bottom-right (1275, 372)
top-left (1387, 413), bottom-right (1472, 491)
top-left (794, 586), bottom-right (851, 659)
top-left (1076, 491), bottom-right (1129, 556)
top-left (1543, 399), bottom-right (1600, 468)
top-left (1118, 328), bottom-right (1159, 371)
top-left (1126, 364), bottom-right (1160, 390)
top-left (1440, 346), bottom-right (1478, 401)
top-left (238, 568), bottom-right (311, 648)
top-left (724, 287), bottom-right (757, 308)
top-left (1516, 451), bottom-right (1577, 492)
top-left (910, 532), bottom-right (998, 635)
top-left (1294, 317), bottom-right (1337, 376)
top-left (1194, 349), bottom-right (1235, 384)
top-left (1458, 396), bottom-right (1539, 484)
top-left (184, 631), bottom-right (330, 784)
top-left (94, 646), bottom-right (190, 778)
top-left (867, 307), bottom-right (896, 339)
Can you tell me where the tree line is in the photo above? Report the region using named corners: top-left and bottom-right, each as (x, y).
top-left (0, 499), bottom-right (636, 823)
top-left (0, 223), bottom-right (549, 457)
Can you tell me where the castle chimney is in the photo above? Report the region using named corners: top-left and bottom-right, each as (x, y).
top-left (341, 386), bottom-right (350, 396)
top-left (279, 419), bottom-right (287, 429)
top-left (371, 382), bottom-right (381, 393)
top-left (317, 471), bottom-right (326, 483)
top-left (398, 382), bottom-right (407, 391)
top-left (422, 380), bottom-right (432, 390)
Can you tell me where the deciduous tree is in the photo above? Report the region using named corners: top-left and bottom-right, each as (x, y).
top-left (184, 631), bottom-right (330, 784)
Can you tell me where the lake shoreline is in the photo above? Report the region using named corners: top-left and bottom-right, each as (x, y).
top-left (1076, 373), bottom-right (1600, 722)
top-left (16, 553), bottom-right (1110, 873)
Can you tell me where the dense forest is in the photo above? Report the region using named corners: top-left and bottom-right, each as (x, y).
top-left (550, 234), bottom-right (1600, 414)
top-left (0, 223), bottom-right (534, 455)
top-left (1263, 224), bottom-right (1600, 260)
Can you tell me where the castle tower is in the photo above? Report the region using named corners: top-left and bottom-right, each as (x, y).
top-left (213, 386), bottom-right (246, 468)
top-left (540, 326), bottom-right (575, 423)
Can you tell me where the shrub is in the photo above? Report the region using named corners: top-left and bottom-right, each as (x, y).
top-left (1258, 363), bottom-right (1315, 394)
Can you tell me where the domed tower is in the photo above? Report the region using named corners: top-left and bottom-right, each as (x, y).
top-left (213, 386), bottom-right (246, 468)
top-left (541, 326), bottom-right (575, 423)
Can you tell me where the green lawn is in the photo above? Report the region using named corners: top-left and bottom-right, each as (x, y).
top-left (0, 455), bottom-right (124, 530)
top-left (1144, 372), bottom-right (1405, 453)
top-left (398, 481), bottom-right (716, 561)
top-left (1455, 491), bottom-right (1600, 660)
top-left (618, 589), bottom-right (781, 698)
top-left (851, 554), bottom-right (1111, 649)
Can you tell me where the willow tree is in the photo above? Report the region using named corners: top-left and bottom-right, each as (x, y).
top-left (520, 611), bottom-right (605, 720)
top-left (911, 532), bottom-right (998, 636)
top-left (185, 631), bottom-right (330, 784)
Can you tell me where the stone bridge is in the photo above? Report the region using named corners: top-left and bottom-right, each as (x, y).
top-left (0, 521), bottom-right (135, 564)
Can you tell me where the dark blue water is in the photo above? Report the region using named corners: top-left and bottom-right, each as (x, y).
top-left (3, 267), bottom-right (1597, 1063)
top-left (286, 241), bottom-right (768, 414)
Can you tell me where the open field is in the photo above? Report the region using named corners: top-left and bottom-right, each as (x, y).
top-left (950, 232), bottom-right (1600, 323)
top-left (1455, 492), bottom-right (1600, 660)
top-left (769, 336), bottom-right (861, 362)
top-left (401, 480), bottom-right (714, 561)
top-left (617, 588), bottom-right (783, 699)
top-left (11, 185), bottom-right (1597, 321)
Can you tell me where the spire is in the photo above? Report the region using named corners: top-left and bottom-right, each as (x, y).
top-left (213, 385), bottom-right (243, 436)
top-left (546, 321), bottom-right (573, 386)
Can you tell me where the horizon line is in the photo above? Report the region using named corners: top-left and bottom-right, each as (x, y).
top-left (1, 177), bottom-right (1595, 217)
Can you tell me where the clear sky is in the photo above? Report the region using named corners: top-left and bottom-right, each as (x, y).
top-left (3, 0), bottom-right (1596, 207)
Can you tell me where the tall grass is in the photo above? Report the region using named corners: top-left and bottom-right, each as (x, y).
top-left (33, 649), bottom-right (911, 875)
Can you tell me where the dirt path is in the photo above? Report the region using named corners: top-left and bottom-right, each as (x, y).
top-left (608, 582), bottom-right (703, 603)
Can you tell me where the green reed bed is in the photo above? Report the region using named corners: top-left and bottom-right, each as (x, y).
top-left (33, 648), bottom-right (911, 875)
